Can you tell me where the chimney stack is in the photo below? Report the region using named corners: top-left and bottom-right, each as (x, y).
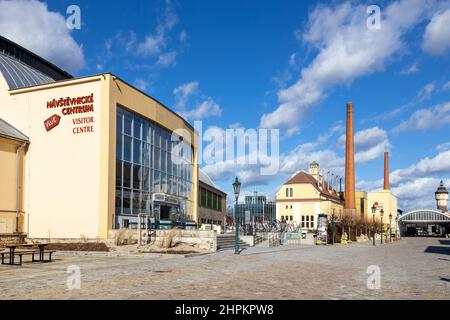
top-left (384, 152), bottom-right (390, 190)
top-left (344, 102), bottom-right (356, 210)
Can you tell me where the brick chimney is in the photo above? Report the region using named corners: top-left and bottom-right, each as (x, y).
top-left (384, 152), bottom-right (390, 190)
top-left (344, 102), bottom-right (356, 210)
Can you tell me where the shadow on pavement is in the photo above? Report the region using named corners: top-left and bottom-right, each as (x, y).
top-left (438, 240), bottom-right (450, 245)
top-left (440, 277), bottom-right (450, 283)
top-left (424, 246), bottom-right (450, 255)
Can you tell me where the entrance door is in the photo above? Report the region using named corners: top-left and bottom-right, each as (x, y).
top-left (160, 205), bottom-right (171, 220)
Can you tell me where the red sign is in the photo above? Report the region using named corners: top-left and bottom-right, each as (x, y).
top-left (44, 114), bottom-right (61, 132)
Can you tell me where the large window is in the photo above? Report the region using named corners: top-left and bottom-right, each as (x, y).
top-left (115, 106), bottom-right (194, 216)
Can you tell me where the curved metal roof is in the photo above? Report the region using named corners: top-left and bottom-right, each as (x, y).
top-left (0, 51), bottom-right (56, 89)
top-left (398, 209), bottom-right (450, 223)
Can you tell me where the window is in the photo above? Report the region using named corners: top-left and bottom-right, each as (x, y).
top-left (290, 215), bottom-right (293, 221)
top-left (290, 205), bottom-right (293, 209)
top-left (310, 221), bottom-right (314, 228)
top-left (290, 188), bottom-right (293, 197)
top-left (115, 106), bottom-right (194, 220)
top-left (286, 188), bottom-right (289, 197)
top-left (286, 205), bottom-right (288, 209)
top-left (218, 195), bottom-right (222, 211)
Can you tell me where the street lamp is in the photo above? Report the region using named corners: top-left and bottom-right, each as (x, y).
top-left (371, 204), bottom-right (376, 246)
top-left (389, 212), bottom-right (393, 243)
top-left (232, 176), bottom-right (241, 255)
top-left (380, 208), bottom-right (384, 244)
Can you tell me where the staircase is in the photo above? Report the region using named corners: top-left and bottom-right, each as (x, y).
top-left (216, 234), bottom-right (250, 251)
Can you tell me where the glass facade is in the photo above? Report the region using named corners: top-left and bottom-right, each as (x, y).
top-left (115, 106), bottom-right (194, 228)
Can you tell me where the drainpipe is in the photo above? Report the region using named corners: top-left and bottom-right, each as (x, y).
top-left (15, 142), bottom-right (26, 234)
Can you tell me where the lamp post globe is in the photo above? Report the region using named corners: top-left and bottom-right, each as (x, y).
top-left (232, 177), bottom-right (241, 255)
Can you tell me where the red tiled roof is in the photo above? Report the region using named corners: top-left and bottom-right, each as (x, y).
top-left (284, 171), bottom-right (342, 202)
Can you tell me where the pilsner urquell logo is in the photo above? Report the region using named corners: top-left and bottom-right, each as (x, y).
top-left (44, 114), bottom-right (61, 132)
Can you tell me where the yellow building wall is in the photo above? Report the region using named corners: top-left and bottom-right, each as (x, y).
top-left (355, 191), bottom-right (368, 222)
top-left (0, 137), bottom-right (26, 233)
top-left (367, 190), bottom-right (398, 231)
top-left (276, 183), bottom-right (344, 230)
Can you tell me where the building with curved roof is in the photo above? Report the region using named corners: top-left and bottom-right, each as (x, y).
top-left (0, 36), bottom-right (198, 238)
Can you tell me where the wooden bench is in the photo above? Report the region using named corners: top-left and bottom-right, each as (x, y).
top-left (1, 250), bottom-right (37, 266)
top-left (34, 250), bottom-right (56, 263)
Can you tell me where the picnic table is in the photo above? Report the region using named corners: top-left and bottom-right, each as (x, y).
top-left (0, 244), bottom-right (55, 266)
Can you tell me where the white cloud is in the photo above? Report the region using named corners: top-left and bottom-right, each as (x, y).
top-left (392, 178), bottom-right (447, 211)
top-left (0, 0), bottom-right (85, 74)
top-left (137, 0), bottom-right (179, 57)
top-left (393, 101), bottom-right (450, 133)
top-left (133, 78), bottom-right (150, 92)
top-left (156, 51), bottom-right (177, 67)
top-left (338, 127), bottom-right (390, 164)
top-left (422, 9), bottom-right (450, 55)
top-left (437, 142), bottom-right (450, 152)
top-left (390, 150), bottom-right (450, 185)
top-left (416, 82), bottom-right (435, 101)
top-left (260, 0), bottom-right (434, 135)
top-left (357, 150), bottom-right (450, 210)
top-left (400, 62), bottom-right (419, 75)
top-left (179, 98), bottom-right (221, 120)
top-left (443, 81), bottom-right (450, 91)
top-left (173, 81), bottom-right (221, 120)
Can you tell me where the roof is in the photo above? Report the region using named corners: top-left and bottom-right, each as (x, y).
top-left (199, 169), bottom-right (226, 196)
top-left (436, 181), bottom-right (448, 194)
top-left (0, 117), bottom-right (28, 142)
top-left (199, 169), bottom-right (216, 188)
top-left (284, 171), bottom-right (342, 202)
top-left (0, 35), bottom-right (72, 90)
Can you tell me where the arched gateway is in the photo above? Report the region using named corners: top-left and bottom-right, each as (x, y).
top-left (398, 209), bottom-right (450, 237)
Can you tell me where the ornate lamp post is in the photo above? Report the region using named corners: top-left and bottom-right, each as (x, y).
top-left (389, 212), bottom-right (393, 243)
top-left (380, 208), bottom-right (384, 244)
top-left (371, 204), bottom-right (376, 246)
top-left (232, 177), bottom-right (241, 255)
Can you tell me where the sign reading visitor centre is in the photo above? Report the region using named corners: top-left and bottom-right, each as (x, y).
top-left (45, 94), bottom-right (95, 134)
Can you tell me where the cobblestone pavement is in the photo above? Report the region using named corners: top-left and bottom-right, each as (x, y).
top-left (0, 237), bottom-right (449, 299)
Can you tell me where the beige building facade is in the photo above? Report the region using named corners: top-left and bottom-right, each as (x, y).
top-left (0, 36), bottom-right (198, 239)
top-left (367, 189), bottom-right (398, 229)
top-left (276, 162), bottom-right (344, 231)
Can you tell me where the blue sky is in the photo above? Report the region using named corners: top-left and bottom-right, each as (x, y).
top-left (1, 0), bottom-right (450, 210)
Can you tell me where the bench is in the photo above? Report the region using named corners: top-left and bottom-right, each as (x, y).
top-left (33, 250), bottom-right (56, 263)
top-left (1, 250), bottom-right (37, 266)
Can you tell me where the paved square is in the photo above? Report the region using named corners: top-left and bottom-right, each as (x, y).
top-left (0, 237), bottom-right (449, 299)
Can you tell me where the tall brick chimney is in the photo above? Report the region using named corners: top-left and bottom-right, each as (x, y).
top-left (344, 102), bottom-right (356, 210)
top-left (384, 152), bottom-right (390, 190)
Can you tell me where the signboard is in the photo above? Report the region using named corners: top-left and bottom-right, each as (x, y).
top-left (245, 210), bottom-right (251, 225)
top-left (152, 193), bottom-right (179, 205)
top-left (44, 114), bottom-right (61, 132)
top-left (45, 94), bottom-right (95, 134)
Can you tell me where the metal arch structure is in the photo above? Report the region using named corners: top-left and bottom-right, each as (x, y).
top-left (398, 209), bottom-right (450, 223)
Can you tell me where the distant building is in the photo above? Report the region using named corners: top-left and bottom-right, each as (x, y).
top-left (234, 193), bottom-right (276, 224)
top-left (198, 170), bottom-right (227, 227)
top-left (435, 180), bottom-right (449, 213)
top-left (275, 162), bottom-right (344, 231)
